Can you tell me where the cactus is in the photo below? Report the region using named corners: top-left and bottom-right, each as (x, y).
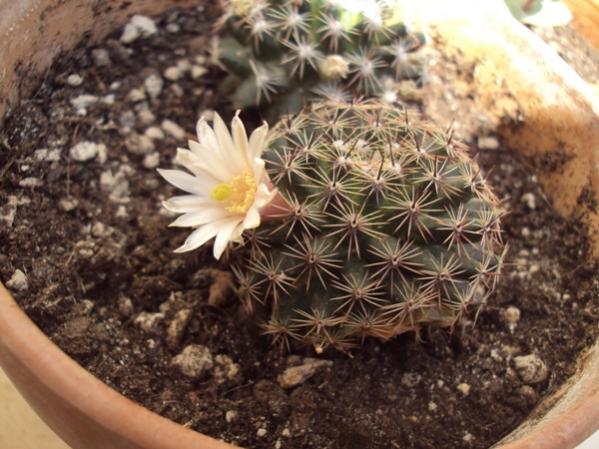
top-left (213, 0), bottom-right (426, 121)
top-left (231, 100), bottom-right (506, 352)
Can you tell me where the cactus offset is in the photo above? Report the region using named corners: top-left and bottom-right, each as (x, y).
top-left (231, 100), bottom-right (505, 352)
top-left (213, 0), bottom-right (426, 121)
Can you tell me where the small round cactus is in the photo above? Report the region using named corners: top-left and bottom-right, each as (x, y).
top-left (231, 100), bottom-right (506, 352)
top-left (213, 0), bottom-right (426, 120)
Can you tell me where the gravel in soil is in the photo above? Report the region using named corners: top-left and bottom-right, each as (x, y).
top-left (1, 6), bottom-right (599, 449)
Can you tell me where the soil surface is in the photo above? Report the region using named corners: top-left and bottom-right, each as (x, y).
top-left (1, 6), bottom-right (599, 449)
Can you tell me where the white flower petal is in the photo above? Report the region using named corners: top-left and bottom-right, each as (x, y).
top-left (213, 113), bottom-right (245, 173)
top-left (213, 218), bottom-right (243, 259)
top-left (175, 148), bottom-right (228, 183)
top-left (162, 195), bottom-right (213, 213)
top-left (157, 169), bottom-right (206, 196)
top-left (169, 208), bottom-right (229, 227)
top-left (231, 111), bottom-right (251, 167)
top-left (254, 184), bottom-right (278, 208)
top-left (248, 121), bottom-right (268, 158)
top-left (252, 157), bottom-right (267, 182)
top-left (174, 223), bottom-right (220, 253)
top-left (196, 119), bottom-right (220, 154)
top-left (243, 206), bottom-right (261, 229)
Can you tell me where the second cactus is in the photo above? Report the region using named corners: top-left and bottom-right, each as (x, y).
top-left (214, 0), bottom-right (427, 120)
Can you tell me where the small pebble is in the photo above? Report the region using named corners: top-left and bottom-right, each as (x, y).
top-left (33, 148), bottom-right (51, 161)
top-left (428, 401), bottom-right (438, 412)
top-left (225, 410), bottom-right (238, 423)
top-left (67, 74), bottom-right (83, 86)
top-left (164, 66), bottom-right (184, 81)
top-left (19, 177), bottom-right (42, 188)
top-left (118, 296), bottom-right (134, 317)
top-left (277, 358), bottom-right (332, 389)
top-left (91, 222), bottom-right (107, 237)
top-left (169, 84), bottom-right (184, 97)
top-left (213, 354), bottom-right (241, 384)
top-left (121, 15), bottom-right (157, 44)
top-left (503, 306), bottom-right (521, 333)
top-left (119, 111), bottom-right (137, 132)
top-left (144, 126), bottom-right (165, 140)
top-left (281, 428), bottom-right (291, 437)
top-left (401, 372), bottom-right (422, 388)
top-left (490, 348), bottom-right (503, 362)
top-left (166, 23), bottom-right (181, 33)
top-left (137, 108), bottom-right (156, 126)
top-left (166, 308), bottom-right (192, 350)
top-left (143, 152), bottom-right (160, 169)
top-left (91, 48), bottom-right (111, 67)
top-left (256, 428), bottom-right (267, 438)
top-left (521, 192), bottom-right (536, 210)
top-left (517, 385), bottom-right (539, 406)
top-left (457, 383), bottom-right (471, 396)
top-left (0, 196), bottom-right (18, 228)
top-left (125, 133), bottom-right (155, 155)
top-left (144, 74), bottom-right (164, 100)
top-left (171, 344), bottom-right (214, 380)
top-left (96, 144), bottom-right (108, 164)
top-left (514, 354), bottom-right (548, 384)
top-left (70, 141), bottom-right (104, 162)
top-left (127, 88), bottom-right (146, 103)
top-left (177, 59), bottom-right (192, 71)
top-left (102, 94), bottom-right (115, 105)
top-left (521, 227), bottom-right (531, 238)
top-left (6, 269), bottom-right (28, 292)
top-left (161, 119), bottom-right (186, 140)
top-left (463, 432), bottom-right (474, 443)
top-left (191, 65), bottom-right (208, 80)
top-left (70, 94), bottom-right (98, 114)
top-left (477, 136), bottom-right (500, 150)
top-left (134, 312), bottom-right (165, 333)
top-left (116, 205), bottom-right (128, 218)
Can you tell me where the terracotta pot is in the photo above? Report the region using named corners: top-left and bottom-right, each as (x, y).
top-left (0, 1), bottom-right (598, 449)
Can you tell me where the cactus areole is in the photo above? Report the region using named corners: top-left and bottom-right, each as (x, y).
top-left (162, 100), bottom-right (506, 352)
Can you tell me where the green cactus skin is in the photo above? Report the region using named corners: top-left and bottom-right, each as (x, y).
top-left (230, 100), bottom-right (506, 353)
top-left (213, 0), bottom-right (426, 121)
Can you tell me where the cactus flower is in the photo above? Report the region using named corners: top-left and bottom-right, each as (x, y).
top-left (158, 112), bottom-right (277, 258)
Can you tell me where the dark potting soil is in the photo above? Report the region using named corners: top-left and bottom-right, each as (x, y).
top-left (1, 6), bottom-right (599, 449)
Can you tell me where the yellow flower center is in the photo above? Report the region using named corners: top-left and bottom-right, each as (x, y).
top-left (210, 172), bottom-right (257, 213)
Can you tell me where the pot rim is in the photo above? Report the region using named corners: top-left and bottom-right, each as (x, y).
top-left (0, 282), bottom-right (237, 449)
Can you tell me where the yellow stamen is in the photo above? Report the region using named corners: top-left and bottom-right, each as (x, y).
top-left (210, 172), bottom-right (257, 213)
top-left (210, 184), bottom-right (232, 202)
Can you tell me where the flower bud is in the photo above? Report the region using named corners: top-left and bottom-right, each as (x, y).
top-left (319, 54), bottom-right (350, 80)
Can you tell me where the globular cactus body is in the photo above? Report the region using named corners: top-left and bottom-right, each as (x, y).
top-left (233, 101), bottom-right (505, 352)
top-left (214, 0), bottom-right (426, 120)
